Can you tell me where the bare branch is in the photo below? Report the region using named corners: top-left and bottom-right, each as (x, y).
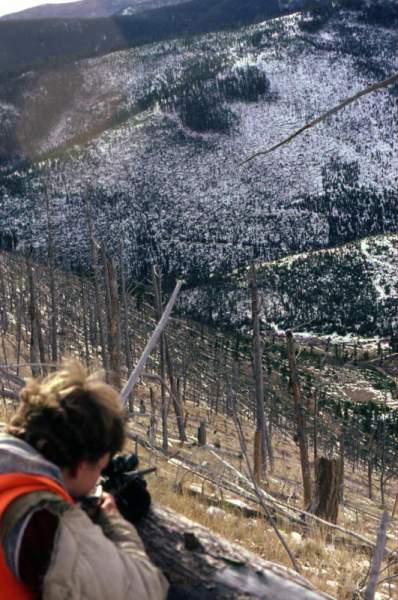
top-left (0, 366), bottom-right (25, 387)
top-left (232, 410), bottom-right (301, 573)
top-left (363, 511), bottom-right (390, 600)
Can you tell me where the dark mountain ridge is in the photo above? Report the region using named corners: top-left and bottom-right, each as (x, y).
top-left (1, 0), bottom-right (188, 20)
top-left (0, 2), bottom-right (397, 336)
top-left (0, 0), bottom-right (299, 76)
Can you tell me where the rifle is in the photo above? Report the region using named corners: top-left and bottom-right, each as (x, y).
top-left (82, 453), bottom-right (156, 524)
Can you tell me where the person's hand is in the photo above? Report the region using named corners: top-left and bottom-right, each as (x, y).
top-left (100, 492), bottom-right (118, 514)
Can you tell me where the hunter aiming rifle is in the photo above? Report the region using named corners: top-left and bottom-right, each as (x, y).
top-left (82, 453), bottom-right (156, 524)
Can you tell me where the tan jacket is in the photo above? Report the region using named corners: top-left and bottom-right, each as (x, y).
top-left (43, 502), bottom-right (169, 600)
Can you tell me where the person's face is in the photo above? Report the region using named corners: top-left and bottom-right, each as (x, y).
top-left (61, 453), bottom-right (110, 498)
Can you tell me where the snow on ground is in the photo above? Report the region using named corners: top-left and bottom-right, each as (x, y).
top-left (1, 9), bottom-right (397, 323)
top-left (360, 236), bottom-right (398, 301)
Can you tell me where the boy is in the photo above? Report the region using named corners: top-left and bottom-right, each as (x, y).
top-left (0, 360), bottom-right (168, 600)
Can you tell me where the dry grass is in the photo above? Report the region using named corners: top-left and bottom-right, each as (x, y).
top-left (125, 392), bottom-right (398, 600)
top-left (2, 369), bottom-right (398, 598)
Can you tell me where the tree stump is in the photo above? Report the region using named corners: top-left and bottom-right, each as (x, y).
top-left (136, 504), bottom-right (333, 599)
top-left (309, 457), bottom-right (341, 524)
top-left (198, 421), bottom-right (207, 446)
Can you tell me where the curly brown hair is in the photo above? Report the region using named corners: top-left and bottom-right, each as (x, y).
top-left (6, 360), bottom-right (126, 469)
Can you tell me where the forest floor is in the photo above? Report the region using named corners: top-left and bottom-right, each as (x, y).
top-left (1, 253), bottom-right (398, 598)
top-left (2, 363), bottom-right (398, 599)
top-left (117, 385), bottom-right (398, 600)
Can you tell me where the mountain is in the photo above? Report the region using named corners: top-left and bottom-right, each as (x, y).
top-left (1, 0), bottom-right (189, 20)
top-left (0, 0), bottom-right (297, 75)
top-left (0, 2), bottom-right (397, 334)
top-left (178, 234), bottom-right (398, 337)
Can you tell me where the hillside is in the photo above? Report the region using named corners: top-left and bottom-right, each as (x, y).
top-left (0, 0), bottom-right (295, 75)
top-left (2, 248), bottom-right (398, 598)
top-left (179, 234), bottom-right (398, 337)
top-left (0, 7), bottom-right (397, 319)
top-left (1, 0), bottom-right (189, 20)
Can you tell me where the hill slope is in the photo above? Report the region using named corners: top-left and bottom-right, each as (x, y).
top-left (0, 0), bottom-right (296, 74)
top-left (1, 0), bottom-right (188, 20)
top-left (1, 248), bottom-right (398, 598)
top-left (1, 10), bottom-right (397, 289)
top-left (179, 234), bottom-right (398, 336)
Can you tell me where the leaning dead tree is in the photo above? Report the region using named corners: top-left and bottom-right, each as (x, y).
top-left (137, 504), bottom-right (333, 600)
top-left (121, 280), bottom-right (183, 403)
top-left (363, 511), bottom-right (390, 600)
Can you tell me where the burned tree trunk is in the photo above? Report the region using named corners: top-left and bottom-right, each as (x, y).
top-left (27, 260), bottom-right (46, 377)
top-left (136, 504), bottom-right (331, 599)
top-left (309, 457), bottom-right (340, 524)
top-left (120, 247), bottom-right (133, 409)
top-left (249, 263), bottom-right (273, 480)
top-left (339, 430), bottom-right (345, 504)
top-left (80, 278), bottom-right (90, 366)
top-left (165, 336), bottom-right (187, 443)
top-left (106, 257), bottom-right (122, 389)
top-left (286, 331), bottom-right (312, 508)
top-left (45, 191), bottom-right (58, 368)
top-left (198, 421), bottom-right (207, 446)
top-left (152, 266), bottom-right (168, 451)
top-left (84, 199), bottom-right (109, 374)
top-left (313, 391), bottom-right (318, 465)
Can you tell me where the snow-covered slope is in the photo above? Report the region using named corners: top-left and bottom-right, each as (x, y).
top-left (178, 234), bottom-right (398, 337)
top-left (0, 9), bottom-right (397, 322)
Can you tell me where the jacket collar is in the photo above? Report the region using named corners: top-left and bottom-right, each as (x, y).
top-left (0, 433), bottom-right (64, 487)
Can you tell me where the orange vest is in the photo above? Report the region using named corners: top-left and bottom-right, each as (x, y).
top-left (0, 473), bottom-right (73, 600)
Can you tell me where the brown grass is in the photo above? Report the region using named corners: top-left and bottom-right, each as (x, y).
top-left (123, 394), bottom-right (398, 600)
top-left (2, 372), bottom-right (398, 598)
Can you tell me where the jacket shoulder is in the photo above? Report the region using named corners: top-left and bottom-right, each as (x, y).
top-left (44, 507), bottom-right (169, 600)
top-left (1, 490), bottom-right (68, 544)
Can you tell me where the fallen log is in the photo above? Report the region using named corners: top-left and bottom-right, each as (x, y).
top-left (184, 483), bottom-right (261, 519)
top-left (136, 504), bottom-right (333, 599)
top-left (0, 367), bottom-right (25, 387)
top-left (0, 388), bottom-right (19, 400)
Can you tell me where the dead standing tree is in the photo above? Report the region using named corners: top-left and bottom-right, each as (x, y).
top-left (84, 197), bottom-right (109, 375)
top-left (165, 336), bottom-right (187, 443)
top-left (249, 263), bottom-right (273, 481)
top-left (120, 245), bottom-right (134, 407)
top-left (44, 189), bottom-right (58, 368)
top-left (286, 330), bottom-right (312, 508)
top-left (27, 260), bottom-right (47, 378)
top-left (105, 256), bottom-right (122, 389)
top-left (152, 265), bottom-right (168, 451)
